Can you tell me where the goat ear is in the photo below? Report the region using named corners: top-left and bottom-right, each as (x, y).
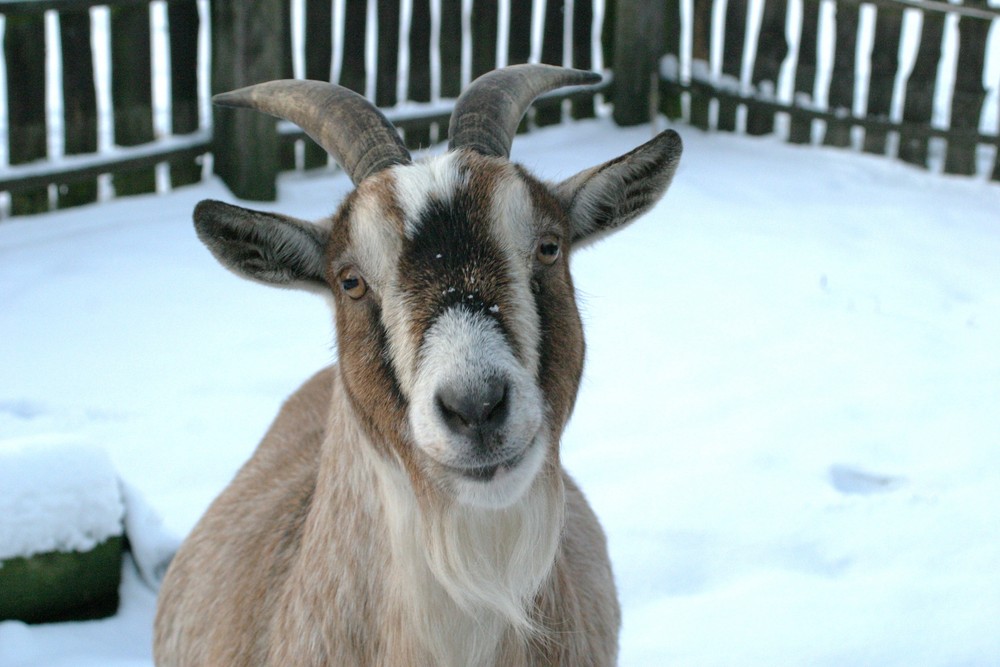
top-left (554, 130), bottom-right (682, 248)
top-left (193, 199), bottom-right (330, 293)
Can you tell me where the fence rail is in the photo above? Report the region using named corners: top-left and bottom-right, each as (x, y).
top-left (1, 0), bottom-right (997, 219)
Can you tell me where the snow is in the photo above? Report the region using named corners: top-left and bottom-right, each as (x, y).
top-left (2, 117), bottom-right (1000, 665)
top-left (0, 436), bottom-right (123, 562)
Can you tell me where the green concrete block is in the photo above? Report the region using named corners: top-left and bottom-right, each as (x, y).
top-left (0, 535), bottom-right (123, 624)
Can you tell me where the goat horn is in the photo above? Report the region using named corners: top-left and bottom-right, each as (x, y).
top-left (213, 80), bottom-right (411, 185)
top-left (448, 64), bottom-right (602, 159)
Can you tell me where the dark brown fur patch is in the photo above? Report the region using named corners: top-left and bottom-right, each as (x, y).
top-left (395, 156), bottom-right (521, 359)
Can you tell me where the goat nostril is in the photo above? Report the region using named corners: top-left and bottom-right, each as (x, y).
top-left (435, 378), bottom-right (509, 435)
top-left (485, 383), bottom-right (507, 424)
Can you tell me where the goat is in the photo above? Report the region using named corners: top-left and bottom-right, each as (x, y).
top-left (153, 64), bottom-right (681, 667)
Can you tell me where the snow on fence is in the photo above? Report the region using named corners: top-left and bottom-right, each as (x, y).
top-left (653, 0), bottom-right (1000, 179)
top-left (1, 0), bottom-right (996, 218)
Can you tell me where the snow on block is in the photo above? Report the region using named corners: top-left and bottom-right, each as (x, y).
top-left (0, 436), bottom-right (124, 623)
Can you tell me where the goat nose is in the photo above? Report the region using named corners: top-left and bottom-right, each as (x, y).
top-left (435, 378), bottom-right (508, 438)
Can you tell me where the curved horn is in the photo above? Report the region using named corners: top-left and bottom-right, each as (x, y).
top-left (213, 80), bottom-right (411, 185)
top-left (448, 64), bottom-right (601, 158)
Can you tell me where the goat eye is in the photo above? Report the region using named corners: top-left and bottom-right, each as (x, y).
top-left (536, 235), bottom-right (561, 265)
top-left (339, 268), bottom-right (367, 299)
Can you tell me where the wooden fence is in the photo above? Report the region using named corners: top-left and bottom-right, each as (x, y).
top-left (210, 0), bottom-right (607, 201)
top-left (1, 0), bottom-right (997, 219)
top-left (645, 0), bottom-right (1000, 180)
top-left (0, 0), bottom-right (606, 217)
top-left (0, 0), bottom-right (206, 217)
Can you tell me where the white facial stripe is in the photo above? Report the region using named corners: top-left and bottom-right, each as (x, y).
top-left (349, 186), bottom-right (403, 292)
top-left (393, 153), bottom-right (466, 239)
top-left (486, 173), bottom-right (543, 376)
top-left (380, 281), bottom-right (420, 395)
top-left (343, 173), bottom-right (419, 397)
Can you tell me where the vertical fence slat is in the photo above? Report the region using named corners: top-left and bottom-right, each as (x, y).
top-left (471, 0), bottom-right (498, 80)
top-left (746, 0), bottom-right (789, 136)
top-left (376, 1), bottom-right (401, 108)
top-left (341, 0), bottom-right (369, 96)
top-left (995, 86), bottom-right (1000, 180)
top-left (943, 0), bottom-right (990, 176)
top-left (823, 2), bottom-right (859, 146)
top-left (438, 0), bottom-right (463, 98)
top-left (303, 0), bottom-right (333, 167)
top-left (211, 0), bottom-right (283, 201)
top-left (277, 1), bottom-right (296, 172)
top-left (612, 0), bottom-right (664, 126)
top-left (110, 4), bottom-right (156, 197)
top-left (536, 0), bottom-right (565, 126)
top-left (899, 9), bottom-right (944, 168)
top-left (789, 0), bottom-right (820, 143)
top-left (659, 0), bottom-right (683, 119)
top-left (508, 0), bottom-right (532, 65)
top-left (4, 13), bottom-right (49, 215)
top-left (406, 0), bottom-right (434, 148)
top-left (862, 5), bottom-right (902, 154)
top-left (58, 9), bottom-right (98, 209)
top-left (570, 0), bottom-right (595, 118)
top-left (689, 0), bottom-right (713, 130)
top-left (717, 0), bottom-right (747, 132)
top-left (168, 0), bottom-right (202, 188)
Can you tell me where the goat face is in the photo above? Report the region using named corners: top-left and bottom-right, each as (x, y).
top-left (329, 151), bottom-right (583, 508)
top-left (192, 66), bottom-right (681, 509)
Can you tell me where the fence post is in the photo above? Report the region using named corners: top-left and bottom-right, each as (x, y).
top-left (376, 1), bottom-right (402, 109)
top-left (110, 4), bottom-right (156, 197)
top-left (823, 3), bottom-right (859, 147)
top-left (899, 10), bottom-right (944, 169)
top-left (688, 0), bottom-right (713, 130)
top-left (570, 0), bottom-right (595, 119)
top-left (58, 9), bottom-right (99, 209)
top-left (303, 0), bottom-right (334, 166)
top-left (169, 0), bottom-right (202, 188)
top-left (211, 0), bottom-right (284, 201)
top-left (536, 0), bottom-right (566, 127)
top-left (863, 6), bottom-right (902, 154)
top-left (471, 1), bottom-right (498, 81)
top-left (789, 0), bottom-right (820, 144)
top-left (612, 0), bottom-right (664, 126)
top-left (439, 0), bottom-right (463, 100)
top-left (341, 0), bottom-right (369, 96)
top-left (994, 87), bottom-right (1000, 180)
top-left (406, 0), bottom-right (433, 147)
top-left (660, 0), bottom-right (683, 120)
top-left (944, 2), bottom-right (990, 176)
top-left (717, 0), bottom-right (747, 132)
top-left (4, 14), bottom-right (48, 215)
top-left (746, 0), bottom-right (788, 136)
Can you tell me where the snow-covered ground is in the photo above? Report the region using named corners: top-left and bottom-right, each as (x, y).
top-left (1, 118), bottom-right (999, 666)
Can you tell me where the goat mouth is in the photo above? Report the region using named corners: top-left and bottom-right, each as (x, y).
top-left (449, 450), bottom-right (527, 483)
